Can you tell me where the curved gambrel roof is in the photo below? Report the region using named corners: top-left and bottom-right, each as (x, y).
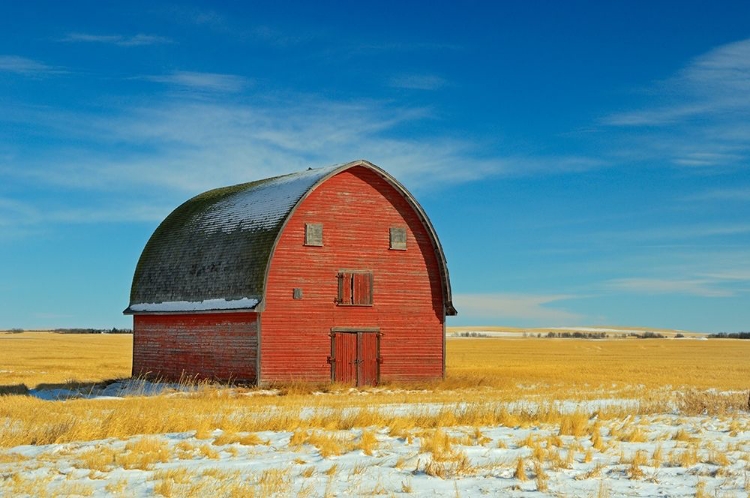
top-left (124, 160), bottom-right (456, 316)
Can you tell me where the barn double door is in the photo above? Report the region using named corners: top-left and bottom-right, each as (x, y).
top-left (330, 330), bottom-right (379, 386)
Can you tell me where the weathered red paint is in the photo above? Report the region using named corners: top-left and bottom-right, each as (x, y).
top-left (332, 332), bottom-right (357, 384)
top-left (131, 165), bottom-right (446, 385)
top-left (132, 313), bottom-right (258, 382)
top-left (359, 332), bottom-right (379, 386)
top-left (261, 166), bottom-right (445, 385)
top-left (330, 331), bottom-right (380, 386)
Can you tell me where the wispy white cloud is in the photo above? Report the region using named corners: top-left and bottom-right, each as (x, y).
top-left (3, 95), bottom-right (600, 198)
top-left (0, 198), bottom-right (38, 226)
top-left (601, 37), bottom-right (750, 169)
top-left (62, 33), bottom-right (172, 46)
top-left (0, 196), bottom-right (171, 227)
top-left (685, 187), bottom-right (750, 202)
top-left (0, 55), bottom-right (61, 75)
top-left (606, 277), bottom-right (732, 297)
top-left (389, 74), bottom-right (446, 90)
top-left (141, 71), bottom-right (249, 93)
top-left (604, 38), bottom-right (750, 127)
top-left (452, 293), bottom-right (583, 325)
top-left (597, 222), bottom-right (750, 243)
top-left (699, 270), bottom-right (750, 282)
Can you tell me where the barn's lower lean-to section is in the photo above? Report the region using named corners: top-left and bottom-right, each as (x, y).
top-left (132, 313), bottom-right (258, 382)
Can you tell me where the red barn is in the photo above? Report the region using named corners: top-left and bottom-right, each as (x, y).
top-left (124, 160), bottom-right (456, 386)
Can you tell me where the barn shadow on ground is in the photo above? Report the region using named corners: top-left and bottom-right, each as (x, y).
top-left (0, 379), bottom-right (126, 398)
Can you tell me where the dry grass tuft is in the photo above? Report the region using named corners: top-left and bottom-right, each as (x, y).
top-left (472, 427), bottom-right (492, 446)
top-left (627, 450), bottom-right (648, 479)
top-left (0, 452), bottom-right (29, 464)
top-left (622, 427), bottom-right (648, 443)
top-left (671, 446), bottom-right (699, 468)
top-left (705, 449), bottom-right (730, 466)
top-left (401, 478), bottom-right (413, 493)
top-left (257, 468), bottom-right (290, 496)
top-left (77, 446), bottom-right (118, 472)
top-left (198, 443), bottom-right (220, 459)
top-left (677, 389), bottom-right (749, 415)
top-left (213, 431), bottom-right (266, 446)
top-left (651, 444), bottom-right (663, 467)
top-left (307, 431), bottom-right (354, 458)
top-left (695, 479), bottom-right (709, 498)
top-left (56, 481), bottom-right (95, 496)
top-left (420, 429), bottom-right (457, 462)
top-left (581, 461), bottom-right (605, 479)
top-left (590, 422), bottom-right (604, 450)
top-left (358, 429), bottom-right (378, 456)
top-left (117, 436), bottom-right (170, 470)
top-left (533, 460), bottom-right (548, 492)
top-left (672, 428), bottom-right (691, 442)
top-left (104, 478), bottom-right (128, 494)
top-left (559, 411), bottom-right (589, 437)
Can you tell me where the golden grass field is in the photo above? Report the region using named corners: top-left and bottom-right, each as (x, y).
top-left (2, 331), bottom-right (748, 393)
top-left (0, 331), bottom-right (748, 448)
top-left (1, 331), bottom-right (749, 496)
top-left (0, 332), bottom-right (132, 389)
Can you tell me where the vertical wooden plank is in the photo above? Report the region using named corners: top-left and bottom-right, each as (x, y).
top-left (358, 332), bottom-right (379, 386)
top-left (334, 333), bottom-right (356, 384)
top-left (353, 272), bottom-right (373, 305)
top-left (342, 272), bottom-right (353, 305)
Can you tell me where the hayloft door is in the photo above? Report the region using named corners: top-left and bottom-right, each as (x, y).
top-left (330, 329), bottom-right (380, 386)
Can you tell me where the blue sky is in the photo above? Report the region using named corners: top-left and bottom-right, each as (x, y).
top-left (1, 1), bottom-right (749, 332)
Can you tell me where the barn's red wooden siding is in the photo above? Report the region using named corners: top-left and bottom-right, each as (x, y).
top-left (261, 166), bottom-right (444, 384)
top-left (133, 313), bottom-right (258, 382)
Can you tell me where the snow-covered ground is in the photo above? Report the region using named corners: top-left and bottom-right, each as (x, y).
top-left (2, 385), bottom-right (749, 496)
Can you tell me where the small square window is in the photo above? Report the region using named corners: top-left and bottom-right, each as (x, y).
top-left (389, 227), bottom-right (407, 250)
top-left (305, 223), bottom-right (323, 246)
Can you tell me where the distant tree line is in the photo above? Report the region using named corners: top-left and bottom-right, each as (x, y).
top-left (635, 331), bottom-right (665, 339)
top-left (525, 331), bottom-right (666, 339)
top-left (53, 328), bottom-right (133, 334)
top-left (708, 332), bottom-right (750, 339)
top-left (454, 331), bottom-right (491, 337)
top-left (540, 331), bottom-right (608, 339)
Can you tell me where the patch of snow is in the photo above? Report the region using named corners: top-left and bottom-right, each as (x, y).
top-left (28, 379), bottom-right (205, 401)
top-left (3, 414), bottom-right (749, 496)
top-left (199, 165), bottom-right (341, 233)
top-left (128, 297), bottom-right (259, 312)
top-left (27, 388), bottom-right (86, 401)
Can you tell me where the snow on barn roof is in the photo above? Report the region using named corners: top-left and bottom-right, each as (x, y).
top-left (124, 160), bottom-right (456, 315)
